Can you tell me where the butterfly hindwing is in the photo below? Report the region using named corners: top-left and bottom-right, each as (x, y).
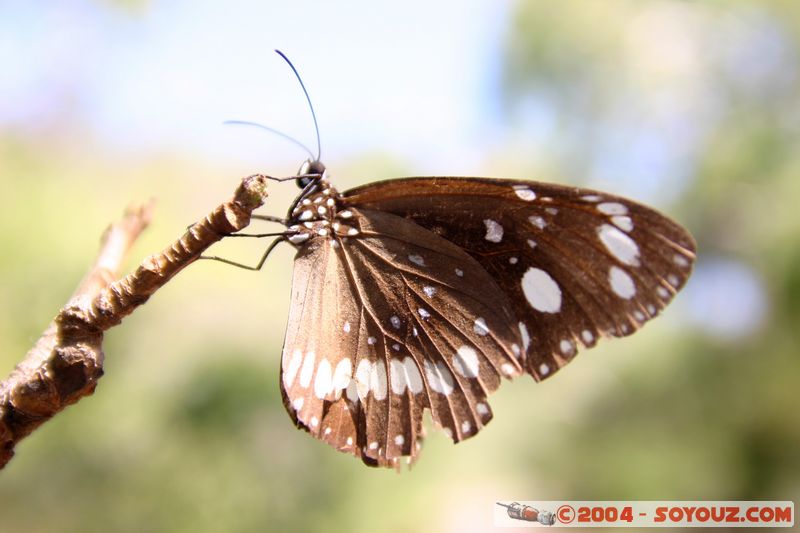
top-left (280, 205), bottom-right (523, 467)
top-left (344, 177), bottom-right (697, 381)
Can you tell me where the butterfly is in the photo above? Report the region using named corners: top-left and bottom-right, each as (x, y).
top-left (230, 52), bottom-right (696, 469)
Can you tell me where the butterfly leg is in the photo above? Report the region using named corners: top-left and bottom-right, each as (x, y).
top-left (197, 236), bottom-right (285, 271)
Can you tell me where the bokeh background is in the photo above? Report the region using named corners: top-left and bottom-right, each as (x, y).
top-left (1, 1), bottom-right (798, 531)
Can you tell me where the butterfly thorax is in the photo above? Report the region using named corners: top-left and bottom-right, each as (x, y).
top-left (285, 174), bottom-right (358, 246)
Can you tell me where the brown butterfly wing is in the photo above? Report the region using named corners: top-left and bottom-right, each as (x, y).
top-left (280, 206), bottom-right (523, 467)
top-left (344, 177), bottom-right (697, 381)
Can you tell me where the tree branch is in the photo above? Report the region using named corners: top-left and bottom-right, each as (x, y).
top-left (0, 174), bottom-right (270, 470)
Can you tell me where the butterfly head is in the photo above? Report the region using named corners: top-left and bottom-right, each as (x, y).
top-left (296, 159), bottom-right (326, 189)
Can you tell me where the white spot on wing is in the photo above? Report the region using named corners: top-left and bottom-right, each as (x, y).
top-left (519, 322), bottom-right (531, 352)
top-left (403, 357), bottom-right (424, 394)
top-left (455, 268), bottom-right (464, 277)
top-left (292, 397), bottom-right (304, 411)
top-left (367, 336), bottom-right (377, 345)
top-left (521, 267), bottom-right (562, 313)
top-left (509, 256), bottom-right (518, 264)
top-left (390, 316), bottom-right (401, 329)
top-left (394, 434), bottom-right (405, 446)
top-left (612, 215), bottom-right (634, 232)
top-left (539, 363), bottom-right (550, 376)
top-left (560, 339), bottom-right (574, 355)
top-left (513, 184), bottom-right (536, 201)
top-left (314, 359), bottom-right (333, 399)
top-left (461, 421), bottom-right (472, 434)
top-left (609, 266), bottom-right (636, 299)
top-left (355, 360), bottom-right (372, 400)
top-left (370, 360), bottom-right (388, 400)
top-left (598, 202), bottom-right (628, 215)
top-left (418, 308), bottom-right (430, 319)
top-left (674, 254), bottom-right (690, 268)
top-left (343, 321), bottom-right (351, 333)
top-left (501, 363), bottom-right (515, 376)
top-left (423, 286), bottom-right (436, 297)
top-left (598, 224), bottom-right (640, 266)
top-left (473, 317), bottom-right (490, 336)
top-left (527, 239), bottom-right (537, 249)
top-left (390, 359), bottom-right (407, 394)
top-left (424, 360), bottom-right (455, 395)
top-left (332, 359), bottom-right (352, 392)
top-left (581, 330), bottom-right (594, 344)
top-left (288, 233), bottom-right (310, 244)
top-left (284, 348), bottom-right (303, 388)
top-left (483, 219), bottom-right (504, 243)
top-left (528, 215), bottom-right (546, 229)
top-left (408, 254), bottom-right (425, 266)
top-left (452, 346), bottom-right (480, 378)
top-left (299, 351), bottom-right (316, 388)
top-left (476, 402), bottom-right (489, 416)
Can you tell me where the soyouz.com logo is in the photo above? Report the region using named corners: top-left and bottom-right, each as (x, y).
top-left (494, 501), bottom-right (794, 527)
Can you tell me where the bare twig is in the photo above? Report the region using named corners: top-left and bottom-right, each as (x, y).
top-left (0, 174), bottom-right (270, 469)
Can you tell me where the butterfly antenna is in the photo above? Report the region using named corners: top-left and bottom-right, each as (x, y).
top-left (275, 49), bottom-right (322, 162)
top-left (223, 120), bottom-right (315, 160)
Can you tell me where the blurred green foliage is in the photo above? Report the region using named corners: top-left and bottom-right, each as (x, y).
top-left (1, 2), bottom-right (799, 532)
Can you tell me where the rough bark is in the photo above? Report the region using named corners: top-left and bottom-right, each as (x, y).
top-left (0, 174), bottom-right (270, 469)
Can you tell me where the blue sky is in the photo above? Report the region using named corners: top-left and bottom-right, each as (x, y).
top-left (0, 0), bottom-right (509, 173)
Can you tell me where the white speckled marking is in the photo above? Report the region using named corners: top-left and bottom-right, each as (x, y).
top-left (501, 363), bottom-right (515, 376)
top-left (657, 286), bottom-right (670, 299)
top-left (667, 274), bottom-right (680, 287)
top-left (674, 254), bottom-right (690, 268)
top-left (545, 207), bottom-right (558, 215)
top-left (539, 363), bottom-right (550, 376)
top-left (418, 308), bottom-right (430, 319)
top-left (317, 206), bottom-right (327, 215)
top-left (634, 310), bottom-right (646, 322)
top-left (560, 339), bottom-right (574, 355)
top-left (284, 348), bottom-right (303, 388)
top-left (423, 286), bottom-right (436, 297)
top-left (527, 239), bottom-right (537, 249)
top-left (343, 321), bottom-right (351, 333)
top-left (461, 421), bottom-right (472, 434)
top-left (609, 266), bottom-right (636, 299)
top-left (519, 322), bottom-right (531, 353)
top-left (310, 416), bottom-right (319, 427)
top-left (367, 336), bottom-right (377, 345)
top-left (509, 256), bottom-right (518, 264)
top-left (521, 267), bottom-right (562, 313)
top-left (513, 185), bottom-right (536, 201)
top-left (476, 402), bottom-right (489, 416)
top-left (443, 427), bottom-right (453, 439)
top-left (369, 441), bottom-right (378, 450)
top-left (598, 202), bottom-right (628, 215)
top-left (612, 215), bottom-right (634, 232)
top-left (370, 360), bottom-right (388, 400)
top-left (473, 317), bottom-right (490, 336)
top-left (314, 359), bottom-right (333, 399)
top-left (424, 360), bottom-right (455, 395)
top-left (394, 434), bottom-right (404, 446)
top-left (390, 316), bottom-right (401, 329)
top-left (339, 210), bottom-right (353, 218)
top-left (347, 227), bottom-right (359, 236)
top-left (598, 224), bottom-right (640, 266)
top-left (355, 360), bottom-right (371, 400)
top-left (581, 330), bottom-right (594, 344)
top-left (288, 233), bottom-right (310, 244)
top-left (404, 357), bottom-right (424, 394)
top-left (511, 344), bottom-right (521, 358)
top-left (299, 351), bottom-right (316, 388)
top-left (582, 194), bottom-right (602, 202)
top-left (408, 254), bottom-right (425, 266)
top-left (332, 359), bottom-right (352, 391)
top-left (455, 268), bottom-right (464, 277)
top-left (299, 210), bottom-right (313, 221)
top-left (346, 436), bottom-right (353, 446)
top-left (390, 359), bottom-right (407, 394)
top-left (453, 346), bottom-right (480, 378)
top-left (324, 427), bottom-right (332, 435)
top-left (317, 228), bottom-right (328, 237)
top-left (292, 397), bottom-right (304, 411)
top-left (647, 303), bottom-right (657, 315)
top-left (483, 219), bottom-right (504, 243)
top-left (392, 343), bottom-right (401, 351)
top-left (529, 215), bottom-right (546, 229)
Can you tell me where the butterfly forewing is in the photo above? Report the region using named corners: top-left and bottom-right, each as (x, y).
top-left (281, 199), bottom-right (524, 467)
top-left (344, 177), bottom-right (696, 381)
